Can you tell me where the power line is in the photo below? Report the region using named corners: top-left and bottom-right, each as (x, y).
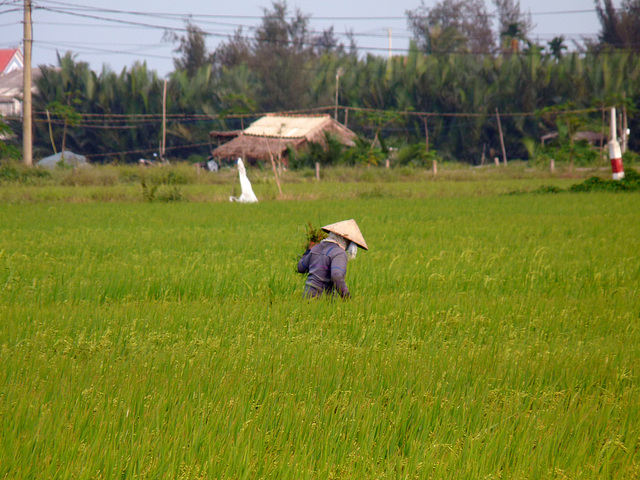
top-left (36, 6), bottom-right (189, 33)
top-left (3, 1), bottom-right (621, 76)
top-left (29, 104), bottom-right (612, 161)
top-left (33, 1), bottom-right (608, 20)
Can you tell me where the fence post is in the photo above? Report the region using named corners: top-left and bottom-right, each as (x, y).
top-left (315, 162), bottom-right (320, 181)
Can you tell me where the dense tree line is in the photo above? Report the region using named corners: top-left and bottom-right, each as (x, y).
top-left (9, 0), bottom-right (640, 165)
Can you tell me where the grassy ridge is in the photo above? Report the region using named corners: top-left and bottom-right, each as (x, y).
top-left (0, 162), bottom-right (610, 203)
top-left (1, 193), bottom-right (639, 478)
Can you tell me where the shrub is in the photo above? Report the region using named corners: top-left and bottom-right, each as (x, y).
top-left (60, 167), bottom-right (118, 186)
top-left (531, 141), bottom-right (602, 168)
top-left (569, 168), bottom-right (640, 192)
top-left (289, 134), bottom-right (346, 169)
top-left (0, 162), bottom-right (52, 184)
top-left (157, 186), bottom-right (183, 202)
top-left (395, 144), bottom-right (441, 168)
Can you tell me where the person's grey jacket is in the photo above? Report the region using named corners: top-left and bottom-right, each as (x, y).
top-left (297, 241), bottom-right (350, 298)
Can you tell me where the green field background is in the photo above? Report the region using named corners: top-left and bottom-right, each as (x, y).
top-left (1, 192), bottom-right (639, 478)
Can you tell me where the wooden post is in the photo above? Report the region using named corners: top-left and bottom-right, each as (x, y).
top-left (496, 108), bottom-right (507, 165)
top-left (264, 140), bottom-right (282, 196)
top-left (549, 158), bottom-right (555, 173)
top-left (385, 159), bottom-right (390, 169)
top-left (344, 108), bottom-right (349, 128)
top-left (423, 116), bottom-right (429, 153)
top-left (269, 155), bottom-right (282, 196)
top-left (195, 163), bottom-right (200, 176)
top-left (432, 160), bottom-right (438, 176)
top-left (600, 105), bottom-right (606, 163)
top-left (334, 74), bottom-right (339, 121)
top-left (315, 162), bottom-right (320, 181)
top-left (622, 93), bottom-right (628, 154)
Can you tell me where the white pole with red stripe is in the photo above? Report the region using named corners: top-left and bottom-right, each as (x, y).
top-left (609, 107), bottom-right (625, 180)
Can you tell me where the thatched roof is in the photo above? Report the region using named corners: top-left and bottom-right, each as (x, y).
top-left (209, 130), bottom-right (241, 140)
top-left (211, 114), bottom-right (357, 163)
top-left (541, 130), bottom-right (608, 146)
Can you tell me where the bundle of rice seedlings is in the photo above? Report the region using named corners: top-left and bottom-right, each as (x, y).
top-left (305, 222), bottom-right (327, 249)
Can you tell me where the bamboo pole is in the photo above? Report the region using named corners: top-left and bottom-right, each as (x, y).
top-left (496, 108), bottom-right (507, 165)
top-left (46, 110), bottom-right (57, 154)
top-left (269, 155), bottom-right (282, 196)
top-left (264, 140), bottom-right (282, 196)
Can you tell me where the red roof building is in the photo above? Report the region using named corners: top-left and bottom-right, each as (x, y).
top-left (0, 48), bottom-right (23, 75)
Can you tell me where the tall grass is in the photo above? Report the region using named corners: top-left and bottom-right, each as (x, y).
top-left (1, 192), bottom-right (639, 478)
top-left (0, 162), bottom-right (614, 204)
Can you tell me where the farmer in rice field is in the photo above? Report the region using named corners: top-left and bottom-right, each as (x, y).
top-left (297, 219), bottom-right (368, 299)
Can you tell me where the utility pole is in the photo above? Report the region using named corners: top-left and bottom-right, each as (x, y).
top-left (161, 78), bottom-right (167, 162)
top-left (22, 0), bottom-right (33, 167)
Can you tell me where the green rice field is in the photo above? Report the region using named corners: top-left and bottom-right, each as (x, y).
top-left (1, 174), bottom-right (639, 478)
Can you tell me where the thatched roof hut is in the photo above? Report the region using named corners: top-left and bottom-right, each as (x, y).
top-left (210, 114), bottom-right (357, 165)
top-left (541, 130), bottom-right (608, 147)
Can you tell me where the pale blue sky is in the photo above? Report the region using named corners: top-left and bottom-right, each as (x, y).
top-left (0, 0), bottom-right (619, 76)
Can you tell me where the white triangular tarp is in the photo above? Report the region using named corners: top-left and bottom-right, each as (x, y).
top-left (229, 158), bottom-right (258, 203)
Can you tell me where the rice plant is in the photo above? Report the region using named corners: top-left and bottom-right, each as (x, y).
top-left (0, 190), bottom-right (639, 478)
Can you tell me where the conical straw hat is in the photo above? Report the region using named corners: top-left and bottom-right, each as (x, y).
top-left (322, 219), bottom-right (368, 250)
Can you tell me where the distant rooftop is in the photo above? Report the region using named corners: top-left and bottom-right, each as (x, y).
top-left (244, 115), bottom-right (332, 139)
top-left (0, 48), bottom-right (23, 74)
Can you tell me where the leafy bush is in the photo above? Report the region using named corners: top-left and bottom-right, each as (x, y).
top-left (569, 168), bottom-right (640, 192)
top-left (531, 140), bottom-right (602, 168)
top-left (140, 176), bottom-right (159, 202)
top-left (289, 133), bottom-right (346, 169)
top-left (0, 116), bottom-right (19, 161)
top-left (533, 185), bottom-right (563, 194)
top-left (340, 138), bottom-right (385, 167)
top-left (534, 168), bottom-right (640, 193)
top-left (140, 168), bottom-right (188, 202)
top-left (623, 150), bottom-right (639, 166)
top-left (395, 143), bottom-right (441, 168)
top-left (0, 162), bottom-right (52, 184)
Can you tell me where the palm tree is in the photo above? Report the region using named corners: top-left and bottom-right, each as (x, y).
top-left (548, 36), bottom-right (568, 61)
top-left (500, 22), bottom-right (526, 53)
